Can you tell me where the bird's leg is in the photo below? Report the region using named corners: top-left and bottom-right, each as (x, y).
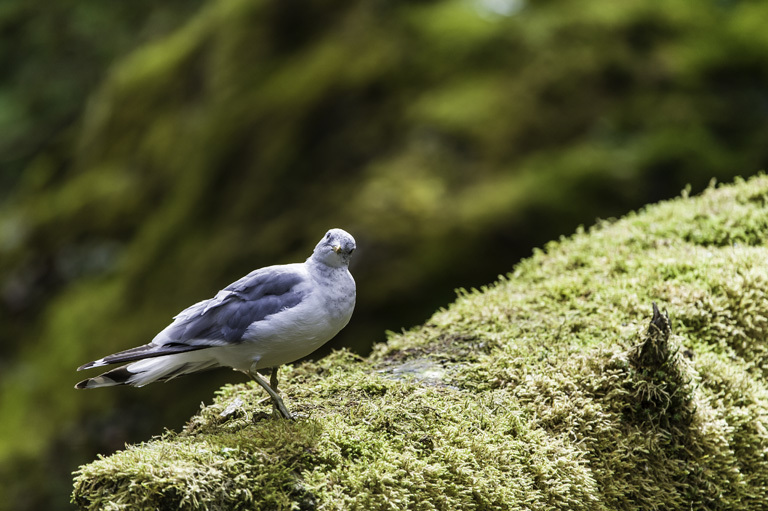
top-left (269, 367), bottom-right (281, 417)
top-left (270, 367), bottom-right (279, 393)
top-left (268, 367), bottom-right (282, 417)
top-left (248, 363), bottom-right (292, 420)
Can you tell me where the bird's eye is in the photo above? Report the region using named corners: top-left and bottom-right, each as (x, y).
top-left (325, 232), bottom-right (331, 239)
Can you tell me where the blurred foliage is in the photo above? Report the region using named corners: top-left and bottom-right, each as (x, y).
top-left (1, 0), bottom-right (768, 509)
top-left (0, 0), bottom-right (204, 199)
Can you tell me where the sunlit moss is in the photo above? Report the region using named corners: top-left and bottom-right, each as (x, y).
top-left (73, 421), bottom-right (321, 511)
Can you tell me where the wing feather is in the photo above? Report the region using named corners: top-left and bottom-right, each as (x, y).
top-left (164, 266), bottom-right (306, 344)
top-left (78, 266), bottom-right (307, 371)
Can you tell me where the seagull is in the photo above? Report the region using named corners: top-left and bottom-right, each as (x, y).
top-left (75, 228), bottom-right (357, 419)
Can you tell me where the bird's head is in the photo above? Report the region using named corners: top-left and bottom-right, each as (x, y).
top-left (311, 228), bottom-right (356, 268)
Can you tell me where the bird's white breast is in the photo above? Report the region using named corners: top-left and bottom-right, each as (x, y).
top-left (217, 264), bottom-right (355, 371)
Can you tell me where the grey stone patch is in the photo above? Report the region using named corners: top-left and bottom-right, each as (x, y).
top-left (379, 358), bottom-right (449, 385)
top-left (219, 396), bottom-right (245, 418)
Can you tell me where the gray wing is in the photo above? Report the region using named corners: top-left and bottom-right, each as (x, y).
top-left (166, 267), bottom-right (307, 344)
top-left (78, 267), bottom-right (307, 370)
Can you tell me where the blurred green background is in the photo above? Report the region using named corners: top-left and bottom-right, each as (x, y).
top-left (1, 0), bottom-right (767, 509)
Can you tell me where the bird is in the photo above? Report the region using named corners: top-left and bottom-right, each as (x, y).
top-left (75, 228), bottom-right (357, 419)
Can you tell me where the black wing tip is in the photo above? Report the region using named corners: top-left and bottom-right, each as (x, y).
top-left (77, 358), bottom-right (110, 371)
top-left (74, 379), bottom-right (90, 389)
top-left (76, 344), bottom-right (205, 371)
top-left (77, 362), bottom-right (96, 371)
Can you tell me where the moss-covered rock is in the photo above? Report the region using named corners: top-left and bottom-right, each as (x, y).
top-left (73, 176), bottom-right (768, 510)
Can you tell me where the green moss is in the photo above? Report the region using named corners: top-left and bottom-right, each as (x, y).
top-left (73, 176), bottom-right (768, 510)
top-left (73, 421), bottom-right (321, 511)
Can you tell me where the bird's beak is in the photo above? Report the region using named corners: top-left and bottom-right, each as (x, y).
top-left (332, 244), bottom-right (342, 254)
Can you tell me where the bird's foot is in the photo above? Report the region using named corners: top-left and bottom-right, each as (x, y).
top-left (248, 365), bottom-right (293, 420)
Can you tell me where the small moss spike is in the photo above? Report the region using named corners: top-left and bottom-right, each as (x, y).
top-left (632, 302), bottom-right (672, 369)
top-left (629, 302), bottom-right (696, 430)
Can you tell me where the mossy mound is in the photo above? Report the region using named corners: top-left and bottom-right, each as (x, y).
top-left (73, 176), bottom-right (768, 510)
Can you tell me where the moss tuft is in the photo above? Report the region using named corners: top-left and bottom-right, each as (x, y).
top-left (627, 303), bottom-right (697, 429)
top-left (73, 420), bottom-right (322, 511)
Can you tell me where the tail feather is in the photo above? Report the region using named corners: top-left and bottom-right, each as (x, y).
top-left (77, 343), bottom-right (206, 371)
top-left (75, 355), bottom-right (219, 389)
top-left (75, 366), bottom-right (134, 389)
